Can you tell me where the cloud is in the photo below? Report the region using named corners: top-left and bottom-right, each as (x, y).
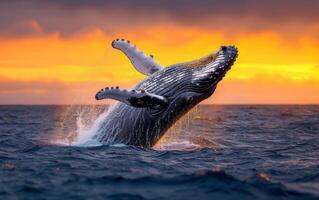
top-left (0, 0), bottom-right (319, 38)
top-left (0, 78), bottom-right (65, 92)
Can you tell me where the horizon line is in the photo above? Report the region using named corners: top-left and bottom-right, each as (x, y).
top-left (1, 103), bottom-right (319, 106)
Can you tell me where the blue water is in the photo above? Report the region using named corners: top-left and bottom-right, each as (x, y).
top-left (0, 105), bottom-right (318, 200)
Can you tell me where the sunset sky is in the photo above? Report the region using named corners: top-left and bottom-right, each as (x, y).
top-left (1, 0), bottom-right (319, 104)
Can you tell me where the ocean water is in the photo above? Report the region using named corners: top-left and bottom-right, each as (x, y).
top-left (0, 105), bottom-right (318, 200)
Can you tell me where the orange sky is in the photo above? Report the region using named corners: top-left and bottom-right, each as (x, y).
top-left (1, 1), bottom-right (319, 104)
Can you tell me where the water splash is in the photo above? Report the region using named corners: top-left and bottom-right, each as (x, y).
top-left (52, 104), bottom-right (218, 150)
top-left (52, 105), bottom-right (112, 147)
top-left (153, 106), bottom-right (220, 150)
top-left (70, 111), bottom-right (106, 147)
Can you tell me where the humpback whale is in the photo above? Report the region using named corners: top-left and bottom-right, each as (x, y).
top-left (94, 39), bottom-right (238, 147)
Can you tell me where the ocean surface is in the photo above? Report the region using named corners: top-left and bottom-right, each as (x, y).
top-left (0, 105), bottom-right (318, 200)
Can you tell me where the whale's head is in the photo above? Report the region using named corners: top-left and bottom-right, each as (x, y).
top-left (138, 45), bottom-right (238, 112)
top-left (182, 45), bottom-right (238, 104)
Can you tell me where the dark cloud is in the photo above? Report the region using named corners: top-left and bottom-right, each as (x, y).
top-left (0, 0), bottom-right (319, 37)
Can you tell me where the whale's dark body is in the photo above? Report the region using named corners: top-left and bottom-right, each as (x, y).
top-left (95, 39), bottom-right (238, 147)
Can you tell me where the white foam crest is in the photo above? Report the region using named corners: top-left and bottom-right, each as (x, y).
top-left (154, 140), bottom-right (200, 151)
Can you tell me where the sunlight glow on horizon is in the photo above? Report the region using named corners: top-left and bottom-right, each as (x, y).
top-left (1, 25), bottom-right (319, 104)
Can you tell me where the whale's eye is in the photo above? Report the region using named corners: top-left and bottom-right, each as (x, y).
top-left (187, 96), bottom-right (194, 102)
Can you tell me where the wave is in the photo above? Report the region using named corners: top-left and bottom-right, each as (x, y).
top-left (27, 169), bottom-right (314, 200)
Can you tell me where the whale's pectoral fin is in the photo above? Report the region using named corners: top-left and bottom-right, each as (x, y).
top-left (112, 39), bottom-right (163, 75)
top-left (95, 87), bottom-right (168, 109)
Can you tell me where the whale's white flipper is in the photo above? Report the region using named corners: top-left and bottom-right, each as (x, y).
top-left (95, 86), bottom-right (168, 109)
top-left (112, 39), bottom-right (163, 75)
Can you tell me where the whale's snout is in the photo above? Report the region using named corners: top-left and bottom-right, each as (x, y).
top-left (191, 45), bottom-right (238, 90)
top-left (214, 45), bottom-right (238, 80)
